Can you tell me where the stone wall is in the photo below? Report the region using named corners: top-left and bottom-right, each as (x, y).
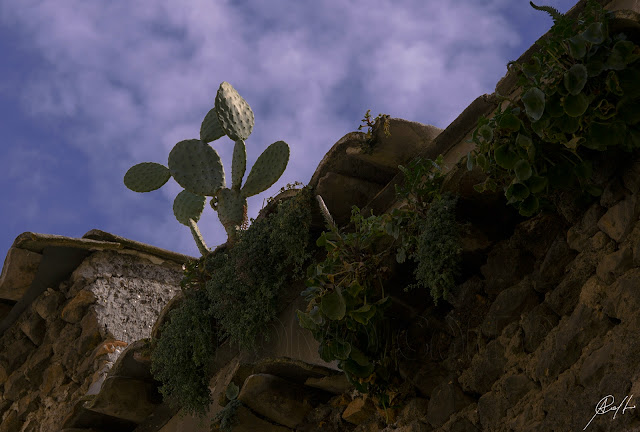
top-left (0, 248), bottom-right (183, 432)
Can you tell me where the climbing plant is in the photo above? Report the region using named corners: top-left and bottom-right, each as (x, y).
top-left (467, 0), bottom-right (640, 216)
top-left (298, 154), bottom-right (462, 411)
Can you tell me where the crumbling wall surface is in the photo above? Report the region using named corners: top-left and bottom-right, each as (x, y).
top-left (295, 153), bottom-right (640, 432)
top-left (0, 249), bottom-right (183, 432)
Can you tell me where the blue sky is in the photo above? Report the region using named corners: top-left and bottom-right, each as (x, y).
top-left (0, 0), bottom-right (579, 262)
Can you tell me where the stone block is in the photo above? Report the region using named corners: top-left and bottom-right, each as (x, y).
top-left (83, 376), bottom-right (158, 423)
top-left (534, 304), bottom-right (613, 385)
top-left (459, 340), bottom-right (507, 394)
top-left (480, 241), bottom-right (534, 296)
top-left (225, 405), bottom-right (291, 432)
top-left (597, 194), bottom-right (639, 242)
top-left (238, 373), bottom-right (314, 428)
top-left (0, 247), bottom-right (42, 301)
top-left (341, 397), bottom-right (376, 425)
top-left (426, 381), bottom-right (474, 428)
top-left (61, 290), bottom-right (96, 323)
top-left (596, 246), bottom-right (633, 285)
top-left (304, 374), bottom-right (351, 395)
top-left (42, 362), bottom-right (66, 396)
top-left (0, 410), bottom-right (22, 432)
top-left (566, 203), bottom-right (606, 252)
top-left (4, 369), bottom-right (28, 401)
top-left (19, 312), bottom-right (46, 346)
top-left (481, 277), bottom-right (539, 338)
top-left (24, 343), bottom-right (52, 387)
top-left (521, 303), bottom-right (559, 353)
top-left (32, 288), bottom-right (65, 321)
top-left (603, 268), bottom-right (640, 322)
top-left (75, 312), bottom-right (103, 356)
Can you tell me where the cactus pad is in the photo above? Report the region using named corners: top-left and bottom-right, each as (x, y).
top-left (215, 82), bottom-right (255, 142)
top-left (173, 190), bottom-right (206, 226)
top-left (200, 106), bottom-right (226, 144)
top-left (168, 139), bottom-right (226, 196)
top-left (213, 188), bottom-right (247, 232)
top-left (231, 140), bottom-right (247, 191)
top-left (124, 162), bottom-right (171, 192)
top-left (241, 140), bottom-right (290, 198)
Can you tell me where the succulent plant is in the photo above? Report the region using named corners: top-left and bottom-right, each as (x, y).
top-left (124, 81), bottom-right (290, 253)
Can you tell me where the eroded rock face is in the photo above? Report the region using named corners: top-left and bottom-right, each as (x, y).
top-left (0, 248), bottom-right (184, 432)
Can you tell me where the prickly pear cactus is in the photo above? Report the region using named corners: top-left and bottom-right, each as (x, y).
top-left (123, 81), bottom-right (290, 252)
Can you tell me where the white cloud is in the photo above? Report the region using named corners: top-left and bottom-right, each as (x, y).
top-left (0, 0), bottom-right (533, 255)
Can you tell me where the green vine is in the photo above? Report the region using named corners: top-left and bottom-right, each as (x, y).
top-left (297, 155), bottom-right (461, 413)
top-left (467, 0), bottom-right (640, 217)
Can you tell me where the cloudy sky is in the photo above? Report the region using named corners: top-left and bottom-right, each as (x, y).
top-left (0, 0), bottom-right (579, 262)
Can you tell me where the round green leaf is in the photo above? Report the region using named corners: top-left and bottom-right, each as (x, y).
top-left (342, 358), bottom-right (375, 378)
top-left (581, 22), bottom-right (605, 44)
top-left (225, 382), bottom-right (239, 401)
top-left (350, 304), bottom-right (377, 325)
top-left (522, 87), bottom-right (546, 121)
top-left (124, 162), bottom-right (170, 193)
top-left (574, 160), bottom-right (593, 179)
top-left (506, 182), bottom-right (530, 204)
top-left (553, 115), bottom-right (580, 134)
top-left (527, 175), bottom-right (548, 194)
top-left (478, 124), bottom-right (494, 142)
top-left (476, 153), bottom-right (489, 171)
top-left (546, 94), bottom-right (564, 117)
top-left (349, 347), bottom-right (371, 367)
top-left (498, 113), bottom-right (521, 132)
top-left (605, 40), bottom-right (640, 70)
top-left (466, 152), bottom-right (475, 171)
top-left (330, 339), bottom-right (351, 360)
top-left (321, 290), bottom-right (346, 321)
top-left (514, 160), bottom-right (532, 182)
top-left (617, 97), bottom-right (640, 125)
top-left (296, 310), bottom-right (318, 331)
top-left (564, 64), bottom-right (588, 95)
top-left (618, 67), bottom-right (640, 98)
top-left (494, 144), bottom-right (520, 170)
top-left (519, 195), bottom-right (539, 217)
top-left (566, 34), bottom-right (587, 59)
top-left (563, 93), bottom-right (590, 117)
top-left (605, 71), bottom-right (623, 96)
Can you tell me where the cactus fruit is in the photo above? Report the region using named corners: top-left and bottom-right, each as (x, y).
top-left (215, 82), bottom-right (255, 142)
top-left (241, 141), bottom-right (290, 198)
top-left (124, 81), bottom-right (290, 253)
top-left (124, 162), bottom-right (171, 192)
top-left (168, 139), bottom-right (226, 197)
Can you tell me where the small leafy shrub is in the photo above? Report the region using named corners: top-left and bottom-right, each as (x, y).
top-left (212, 382), bottom-right (242, 432)
top-left (298, 155), bottom-right (462, 407)
top-left (357, 109), bottom-right (392, 153)
top-left (206, 186), bottom-right (315, 351)
top-left (150, 256), bottom-right (219, 416)
top-left (151, 186), bottom-right (314, 416)
top-left (467, 0), bottom-right (640, 216)
top-left (405, 193), bottom-right (461, 304)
